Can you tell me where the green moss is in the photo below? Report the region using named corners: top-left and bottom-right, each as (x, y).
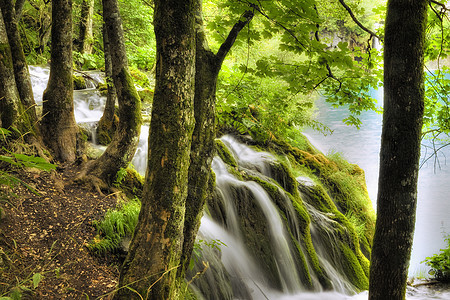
top-left (97, 82), bottom-right (108, 96)
top-left (0, 43), bottom-right (13, 68)
top-left (119, 67), bottom-right (142, 130)
top-left (138, 89), bottom-right (154, 103)
top-left (119, 168), bottom-right (144, 199)
top-left (72, 75), bottom-right (87, 90)
top-left (339, 243), bottom-right (369, 291)
top-left (129, 67), bottom-right (151, 88)
top-left (96, 113), bottom-right (119, 145)
top-left (215, 139), bottom-right (237, 168)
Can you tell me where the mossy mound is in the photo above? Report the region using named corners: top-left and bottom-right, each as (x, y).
top-left (73, 75), bottom-right (87, 90)
top-left (137, 89), bottom-right (154, 104)
top-left (198, 134), bottom-right (374, 297)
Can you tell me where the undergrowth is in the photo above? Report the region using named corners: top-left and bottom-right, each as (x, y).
top-left (423, 234), bottom-right (450, 282)
top-left (88, 198), bottom-right (141, 255)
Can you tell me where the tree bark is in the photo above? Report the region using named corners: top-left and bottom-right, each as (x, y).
top-left (96, 21), bottom-right (118, 145)
top-left (77, 0), bottom-right (94, 54)
top-left (179, 1), bottom-right (254, 276)
top-left (41, 0), bottom-right (77, 162)
top-left (369, 1), bottom-right (427, 299)
top-left (0, 10), bottom-right (20, 130)
top-left (0, 0), bottom-right (40, 139)
top-left (81, 0), bottom-right (141, 185)
top-left (114, 0), bottom-right (196, 298)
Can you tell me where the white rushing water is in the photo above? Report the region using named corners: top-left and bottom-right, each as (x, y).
top-left (27, 66), bottom-right (449, 299)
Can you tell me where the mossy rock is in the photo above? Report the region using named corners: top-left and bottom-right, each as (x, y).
top-left (130, 68), bottom-right (151, 88)
top-left (119, 168), bottom-right (144, 199)
top-left (137, 89), bottom-right (154, 104)
top-left (96, 114), bottom-right (119, 146)
top-left (73, 75), bottom-right (87, 90)
top-left (215, 139), bottom-right (237, 168)
top-left (97, 82), bottom-right (108, 96)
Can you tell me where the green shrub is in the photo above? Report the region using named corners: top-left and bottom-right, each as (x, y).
top-left (423, 235), bottom-right (450, 282)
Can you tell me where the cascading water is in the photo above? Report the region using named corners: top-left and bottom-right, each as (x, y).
top-left (27, 66), bottom-right (450, 300)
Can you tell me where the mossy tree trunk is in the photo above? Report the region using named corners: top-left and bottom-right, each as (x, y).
top-left (179, 1), bottom-right (254, 276)
top-left (77, 0), bottom-right (94, 54)
top-left (41, 0), bottom-right (77, 162)
top-left (0, 0), bottom-right (40, 140)
top-left (96, 22), bottom-right (118, 145)
top-left (369, 1), bottom-right (427, 299)
top-left (81, 0), bottom-right (141, 184)
top-left (0, 10), bottom-right (20, 130)
top-left (114, 0), bottom-right (196, 299)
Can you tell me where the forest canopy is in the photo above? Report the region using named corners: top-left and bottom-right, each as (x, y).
top-left (12, 0), bottom-right (450, 147)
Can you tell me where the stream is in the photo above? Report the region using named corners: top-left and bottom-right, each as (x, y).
top-left (28, 66), bottom-right (450, 299)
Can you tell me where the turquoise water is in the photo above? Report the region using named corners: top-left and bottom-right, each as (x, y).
top-left (304, 91), bottom-right (450, 277)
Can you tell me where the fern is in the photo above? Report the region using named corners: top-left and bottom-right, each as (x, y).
top-left (88, 198), bottom-right (141, 254)
top-left (0, 128), bottom-right (56, 196)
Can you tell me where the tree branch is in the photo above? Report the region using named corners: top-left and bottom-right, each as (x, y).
top-left (247, 3), bottom-right (307, 51)
top-left (430, 0), bottom-right (449, 11)
top-left (216, 10), bottom-right (254, 65)
top-left (337, 0), bottom-right (381, 40)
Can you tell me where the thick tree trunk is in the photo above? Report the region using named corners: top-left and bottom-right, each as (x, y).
top-left (369, 1), bottom-right (427, 299)
top-left (179, 1), bottom-right (254, 276)
top-left (0, 10), bottom-right (20, 130)
top-left (114, 0), bottom-right (196, 299)
top-left (41, 0), bottom-right (77, 162)
top-left (82, 0), bottom-right (141, 184)
top-left (77, 0), bottom-right (94, 54)
top-left (96, 22), bottom-right (118, 145)
top-left (0, 0), bottom-right (40, 139)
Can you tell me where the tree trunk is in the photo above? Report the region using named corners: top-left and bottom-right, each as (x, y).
top-left (0, 10), bottom-right (20, 130)
top-left (82, 0), bottom-right (141, 185)
top-left (179, 0), bottom-right (254, 276)
top-left (0, 0), bottom-right (40, 139)
top-left (96, 21), bottom-right (118, 146)
top-left (114, 0), bottom-right (196, 298)
top-left (41, 0), bottom-right (77, 162)
top-left (77, 0), bottom-right (94, 54)
top-left (369, 1), bottom-right (427, 299)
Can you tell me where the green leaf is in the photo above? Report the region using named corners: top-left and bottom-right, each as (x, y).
top-left (32, 272), bottom-right (42, 289)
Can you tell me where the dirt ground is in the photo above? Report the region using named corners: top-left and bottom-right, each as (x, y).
top-left (0, 165), bottom-right (121, 299)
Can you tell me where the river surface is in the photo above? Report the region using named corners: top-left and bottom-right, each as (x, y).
top-left (304, 89), bottom-right (450, 278)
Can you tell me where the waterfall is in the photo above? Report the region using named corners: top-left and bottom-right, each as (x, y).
top-left (26, 66), bottom-right (450, 300)
top-left (187, 136), bottom-right (372, 299)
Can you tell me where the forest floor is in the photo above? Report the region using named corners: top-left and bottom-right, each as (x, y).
top-left (0, 165), bottom-right (449, 299)
top-left (0, 165), bottom-right (120, 299)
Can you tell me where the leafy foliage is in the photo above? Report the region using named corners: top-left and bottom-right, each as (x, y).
top-left (423, 235), bottom-right (450, 282)
top-left (0, 129), bottom-right (56, 197)
top-left (87, 198), bottom-right (140, 254)
top-left (189, 239), bottom-right (227, 270)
